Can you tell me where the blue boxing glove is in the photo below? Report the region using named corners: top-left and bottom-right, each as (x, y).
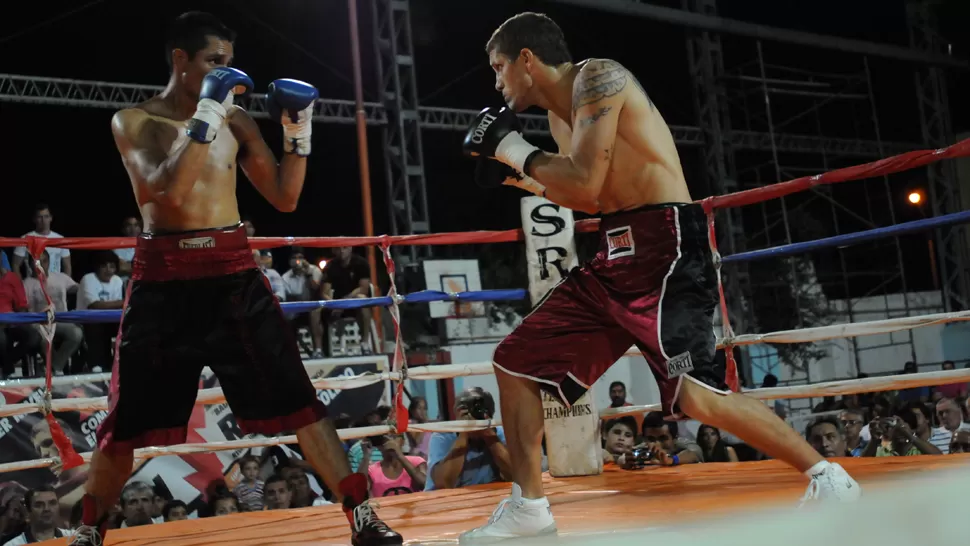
top-left (268, 79), bottom-right (319, 156)
top-left (187, 67), bottom-right (253, 143)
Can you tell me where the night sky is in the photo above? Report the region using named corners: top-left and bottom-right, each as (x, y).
top-left (1, 0), bottom-right (968, 297)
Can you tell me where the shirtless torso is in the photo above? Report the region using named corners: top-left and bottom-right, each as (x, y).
top-left (111, 96), bottom-right (288, 233)
top-left (546, 59), bottom-right (690, 213)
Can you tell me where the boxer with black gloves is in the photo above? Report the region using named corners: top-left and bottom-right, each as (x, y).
top-left (70, 11), bottom-right (400, 546)
top-left (463, 107), bottom-right (547, 197)
top-left (458, 12), bottom-right (860, 544)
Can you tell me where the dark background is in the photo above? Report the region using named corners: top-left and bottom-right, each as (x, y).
top-left (1, 0), bottom-right (967, 298)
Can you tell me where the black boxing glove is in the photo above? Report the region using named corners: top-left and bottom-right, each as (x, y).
top-left (463, 106), bottom-right (543, 176)
top-left (475, 158), bottom-right (547, 197)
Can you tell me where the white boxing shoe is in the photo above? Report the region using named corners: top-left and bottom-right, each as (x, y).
top-left (799, 462), bottom-right (862, 505)
top-left (459, 484), bottom-right (558, 544)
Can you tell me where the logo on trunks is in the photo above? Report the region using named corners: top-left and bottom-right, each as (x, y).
top-left (606, 226), bottom-right (635, 260)
top-left (178, 236), bottom-right (216, 249)
top-left (666, 351), bottom-right (694, 379)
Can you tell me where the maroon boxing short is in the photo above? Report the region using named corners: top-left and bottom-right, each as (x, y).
top-left (96, 223), bottom-right (327, 454)
top-left (493, 203), bottom-right (729, 417)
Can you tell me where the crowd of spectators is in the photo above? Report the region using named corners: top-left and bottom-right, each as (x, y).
top-left (0, 206), bottom-right (376, 378)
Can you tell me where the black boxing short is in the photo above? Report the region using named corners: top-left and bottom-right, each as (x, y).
top-left (96, 223), bottom-right (327, 454)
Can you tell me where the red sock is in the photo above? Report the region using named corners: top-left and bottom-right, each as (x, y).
top-left (339, 473), bottom-right (368, 523)
top-left (81, 494), bottom-right (105, 529)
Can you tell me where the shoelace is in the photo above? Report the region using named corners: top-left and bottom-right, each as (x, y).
top-left (486, 497), bottom-right (523, 526)
top-left (353, 501), bottom-right (389, 533)
top-left (71, 525), bottom-right (103, 546)
top-left (797, 476), bottom-right (821, 507)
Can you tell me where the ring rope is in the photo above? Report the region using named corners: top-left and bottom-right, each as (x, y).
top-left (2, 136), bottom-right (968, 475)
top-left (0, 289), bottom-right (529, 325)
top-left (2, 308), bottom-right (968, 419)
top-left (5, 365), bottom-right (970, 475)
top-left (2, 138), bottom-right (968, 255)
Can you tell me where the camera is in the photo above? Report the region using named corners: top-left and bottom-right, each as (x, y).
top-left (621, 446), bottom-right (656, 470)
top-left (367, 434), bottom-right (388, 447)
top-left (461, 396), bottom-right (493, 420)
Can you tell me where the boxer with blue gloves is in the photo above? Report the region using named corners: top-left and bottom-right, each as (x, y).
top-left (72, 11), bottom-right (401, 546)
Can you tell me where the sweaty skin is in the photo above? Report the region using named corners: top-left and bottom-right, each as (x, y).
top-left (490, 53), bottom-right (690, 214)
top-left (111, 38), bottom-right (304, 232)
top-left (488, 50), bottom-right (825, 503)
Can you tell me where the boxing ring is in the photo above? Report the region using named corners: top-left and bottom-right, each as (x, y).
top-left (2, 136), bottom-right (970, 545)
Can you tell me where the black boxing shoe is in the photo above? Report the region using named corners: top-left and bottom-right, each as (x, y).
top-left (348, 500), bottom-right (403, 546)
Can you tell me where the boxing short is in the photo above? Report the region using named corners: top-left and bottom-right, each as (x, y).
top-left (493, 203), bottom-right (728, 418)
top-left (96, 224), bottom-right (327, 454)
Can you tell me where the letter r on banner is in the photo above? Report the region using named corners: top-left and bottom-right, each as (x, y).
top-left (520, 197), bottom-right (578, 306)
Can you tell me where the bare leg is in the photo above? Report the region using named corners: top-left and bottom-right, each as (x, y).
top-left (495, 367), bottom-right (546, 498)
top-left (295, 418), bottom-right (354, 502)
top-left (309, 309), bottom-right (324, 353)
top-left (677, 378), bottom-right (822, 472)
top-left (81, 448), bottom-right (135, 525)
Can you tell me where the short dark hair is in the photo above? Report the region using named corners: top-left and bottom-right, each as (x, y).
top-left (457, 387), bottom-right (496, 417)
top-left (642, 411), bottom-right (678, 437)
top-left (238, 455), bottom-right (259, 469)
top-left (34, 203), bottom-right (50, 214)
top-left (609, 381), bottom-right (625, 391)
top-left (900, 400), bottom-right (931, 424)
top-left (94, 250), bottom-right (120, 269)
top-left (265, 473), bottom-right (288, 489)
top-left (162, 499), bottom-right (187, 520)
top-left (25, 485), bottom-right (55, 509)
top-left (603, 416), bottom-right (637, 436)
top-left (486, 12), bottom-right (571, 66)
top-left (165, 12), bottom-right (236, 69)
top-left (806, 415), bottom-right (843, 439)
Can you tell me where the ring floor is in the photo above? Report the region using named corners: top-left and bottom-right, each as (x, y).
top-left (37, 455), bottom-right (970, 545)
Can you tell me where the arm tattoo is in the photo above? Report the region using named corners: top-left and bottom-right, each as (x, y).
top-left (578, 106), bottom-right (613, 128)
top-left (572, 60), bottom-right (627, 112)
top-left (628, 72), bottom-right (655, 111)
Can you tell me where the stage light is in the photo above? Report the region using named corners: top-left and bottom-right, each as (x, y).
top-left (318, 259), bottom-right (328, 270)
top-left (908, 191), bottom-right (922, 205)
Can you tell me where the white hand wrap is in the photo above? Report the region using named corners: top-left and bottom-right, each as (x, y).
top-left (282, 104), bottom-right (314, 156)
top-left (504, 175), bottom-right (546, 197)
top-left (190, 97), bottom-right (230, 143)
top-left (494, 131), bottom-right (541, 173)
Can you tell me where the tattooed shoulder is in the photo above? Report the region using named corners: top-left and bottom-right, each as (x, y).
top-left (572, 59), bottom-right (628, 113)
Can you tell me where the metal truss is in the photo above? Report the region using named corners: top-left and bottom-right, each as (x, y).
top-left (371, 0), bottom-right (431, 263)
top-left (683, 0), bottom-right (754, 385)
top-left (908, 1), bottom-right (970, 311)
top-left (0, 73), bottom-right (917, 157)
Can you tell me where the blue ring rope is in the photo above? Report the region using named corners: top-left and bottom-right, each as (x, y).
top-left (3, 211), bottom-right (966, 324)
top-left (0, 289), bottom-right (530, 325)
top-left (722, 209), bottom-right (970, 264)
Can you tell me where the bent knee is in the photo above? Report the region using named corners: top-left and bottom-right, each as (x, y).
top-left (677, 376), bottom-right (729, 418)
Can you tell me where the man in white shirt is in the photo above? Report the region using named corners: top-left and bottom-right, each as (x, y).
top-left (281, 247), bottom-right (324, 358)
top-left (22, 251), bottom-right (82, 375)
top-left (113, 217), bottom-right (142, 279)
top-left (77, 252), bottom-right (125, 374)
top-left (930, 397), bottom-right (970, 454)
top-left (12, 204), bottom-right (71, 278)
top-left (1, 486), bottom-right (74, 545)
top-left (252, 249), bottom-right (286, 301)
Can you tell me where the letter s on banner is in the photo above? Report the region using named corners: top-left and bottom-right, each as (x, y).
top-left (520, 196), bottom-right (578, 306)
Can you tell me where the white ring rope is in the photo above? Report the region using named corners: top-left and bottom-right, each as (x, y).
top-left (0, 420), bottom-right (502, 474)
top-left (3, 308), bottom-right (967, 419)
top-left (3, 309), bottom-right (968, 474)
top-left (600, 368), bottom-right (970, 419)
